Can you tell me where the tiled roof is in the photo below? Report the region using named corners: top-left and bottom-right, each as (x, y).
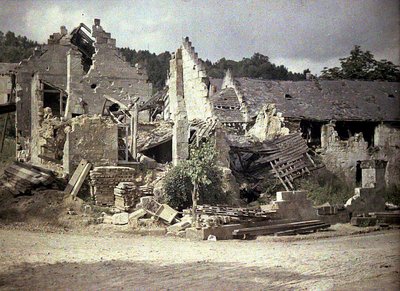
top-left (210, 87), bottom-right (245, 123)
top-left (235, 78), bottom-right (400, 121)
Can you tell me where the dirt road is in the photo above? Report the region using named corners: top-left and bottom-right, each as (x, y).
top-left (0, 228), bottom-right (399, 290)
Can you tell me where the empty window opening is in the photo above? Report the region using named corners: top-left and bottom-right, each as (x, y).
top-left (141, 140), bottom-right (172, 164)
top-left (70, 23), bottom-right (95, 73)
top-left (300, 120), bottom-right (324, 147)
top-left (43, 83), bottom-right (67, 117)
top-left (334, 121), bottom-right (377, 147)
top-left (356, 161), bottom-right (362, 186)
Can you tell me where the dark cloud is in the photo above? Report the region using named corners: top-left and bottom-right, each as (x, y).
top-left (0, 0), bottom-right (398, 74)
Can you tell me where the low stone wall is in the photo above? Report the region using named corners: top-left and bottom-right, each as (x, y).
top-left (90, 166), bottom-right (137, 206)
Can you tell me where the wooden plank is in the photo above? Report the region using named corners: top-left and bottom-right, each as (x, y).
top-left (274, 223), bottom-right (330, 236)
top-left (70, 163), bottom-right (91, 198)
top-left (64, 159), bottom-right (88, 195)
top-left (4, 167), bottom-right (42, 184)
top-left (270, 161), bottom-right (289, 191)
top-left (233, 220), bottom-right (324, 236)
top-left (38, 154), bottom-right (62, 164)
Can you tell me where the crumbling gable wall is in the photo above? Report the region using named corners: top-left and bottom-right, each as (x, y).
top-left (66, 19), bottom-right (152, 119)
top-left (168, 37), bottom-right (213, 121)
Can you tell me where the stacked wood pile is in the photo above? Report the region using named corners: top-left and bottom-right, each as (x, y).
top-left (232, 220), bottom-right (330, 238)
top-left (1, 162), bottom-right (54, 196)
top-left (195, 205), bottom-right (275, 220)
top-left (90, 166), bottom-right (136, 206)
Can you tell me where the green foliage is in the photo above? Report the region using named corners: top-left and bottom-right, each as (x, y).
top-left (119, 48), bottom-right (171, 92)
top-left (320, 45), bottom-right (400, 81)
top-left (204, 53), bottom-right (307, 81)
top-left (383, 184), bottom-right (400, 206)
top-left (297, 169), bottom-right (354, 205)
top-left (0, 31), bottom-right (39, 62)
top-left (162, 140), bottom-right (226, 209)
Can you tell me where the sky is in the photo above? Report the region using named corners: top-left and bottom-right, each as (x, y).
top-left (0, 0), bottom-right (399, 75)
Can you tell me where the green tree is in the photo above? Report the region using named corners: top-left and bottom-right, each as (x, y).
top-left (321, 45), bottom-right (400, 81)
top-left (162, 140), bottom-right (225, 213)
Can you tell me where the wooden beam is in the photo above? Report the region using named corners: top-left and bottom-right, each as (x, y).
top-left (64, 159), bottom-right (88, 195)
top-left (0, 113), bottom-right (9, 152)
top-left (70, 162), bottom-right (91, 198)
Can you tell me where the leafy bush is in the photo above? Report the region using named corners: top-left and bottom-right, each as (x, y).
top-left (162, 140), bottom-right (226, 209)
top-left (383, 184), bottom-right (400, 206)
top-left (297, 169), bottom-right (354, 205)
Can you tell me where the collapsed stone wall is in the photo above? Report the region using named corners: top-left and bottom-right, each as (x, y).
top-left (247, 104), bottom-right (290, 141)
top-left (321, 123), bottom-right (369, 182)
top-left (320, 123), bottom-right (400, 186)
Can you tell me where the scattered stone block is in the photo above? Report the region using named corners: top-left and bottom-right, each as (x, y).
top-left (112, 212), bottom-right (129, 225)
top-left (167, 221), bottom-right (191, 233)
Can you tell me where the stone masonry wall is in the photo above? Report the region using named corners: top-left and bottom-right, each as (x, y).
top-left (63, 115), bottom-right (118, 175)
top-left (371, 124), bottom-right (400, 186)
top-left (168, 37), bottom-right (213, 121)
top-left (16, 28), bottom-right (73, 141)
top-left (321, 122), bottom-right (400, 186)
top-left (321, 124), bottom-right (369, 182)
top-left (247, 103), bottom-right (289, 141)
top-left (66, 19), bottom-right (152, 120)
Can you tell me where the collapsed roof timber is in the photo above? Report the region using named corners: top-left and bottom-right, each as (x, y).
top-left (0, 19), bottom-right (399, 211)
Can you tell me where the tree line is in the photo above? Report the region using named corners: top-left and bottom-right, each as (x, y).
top-left (1, 30), bottom-right (398, 92)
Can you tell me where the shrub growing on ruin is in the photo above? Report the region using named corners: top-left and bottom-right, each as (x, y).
top-left (162, 140), bottom-right (225, 209)
top-left (297, 169), bottom-right (354, 205)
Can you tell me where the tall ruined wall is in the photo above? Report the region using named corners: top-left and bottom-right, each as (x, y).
top-left (168, 37), bottom-right (213, 121)
top-left (372, 124), bottom-right (400, 185)
top-left (66, 19), bottom-right (152, 119)
top-left (63, 115), bottom-right (118, 174)
top-left (16, 29), bottom-right (73, 139)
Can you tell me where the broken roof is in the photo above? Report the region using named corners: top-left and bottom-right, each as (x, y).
top-left (235, 78), bottom-right (400, 122)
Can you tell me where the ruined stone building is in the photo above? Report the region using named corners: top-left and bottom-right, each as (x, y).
top-left (0, 63), bottom-right (17, 105)
top-left (11, 19), bottom-right (152, 174)
top-left (165, 37), bottom-right (400, 190)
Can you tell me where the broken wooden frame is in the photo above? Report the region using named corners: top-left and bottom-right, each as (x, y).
top-left (230, 133), bottom-right (317, 191)
top-left (101, 95), bottom-right (138, 163)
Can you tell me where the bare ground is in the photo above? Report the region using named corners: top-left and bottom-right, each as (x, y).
top-left (0, 227), bottom-right (399, 290)
top-left (0, 187), bottom-right (399, 290)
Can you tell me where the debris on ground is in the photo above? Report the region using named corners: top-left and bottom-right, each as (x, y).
top-left (1, 161), bottom-right (55, 196)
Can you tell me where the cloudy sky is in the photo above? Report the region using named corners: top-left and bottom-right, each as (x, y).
top-left (1, 0), bottom-right (399, 74)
